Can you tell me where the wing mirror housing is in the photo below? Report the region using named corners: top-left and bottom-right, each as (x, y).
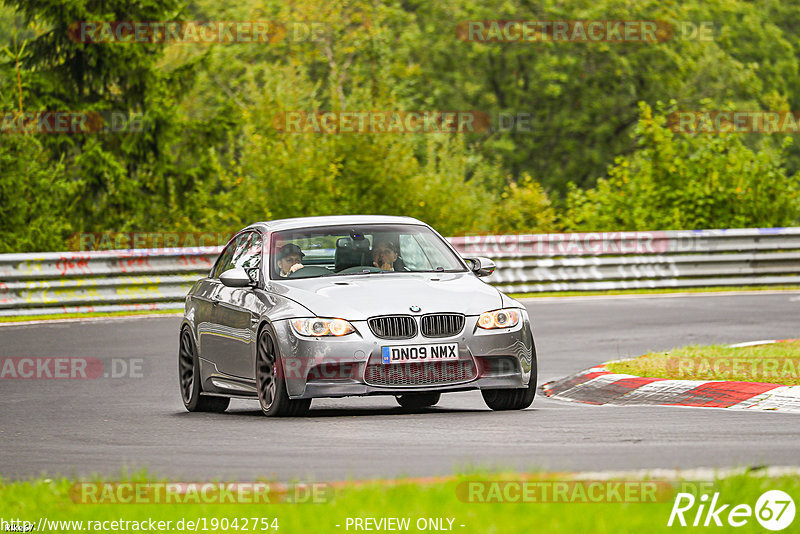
top-left (464, 257), bottom-right (496, 277)
top-left (220, 268), bottom-right (256, 288)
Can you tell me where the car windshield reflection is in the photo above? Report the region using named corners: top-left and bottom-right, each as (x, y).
top-left (270, 224), bottom-right (467, 280)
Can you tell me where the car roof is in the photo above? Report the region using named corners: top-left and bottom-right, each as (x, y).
top-left (243, 215), bottom-right (427, 233)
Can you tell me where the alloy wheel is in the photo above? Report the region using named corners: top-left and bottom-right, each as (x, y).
top-left (179, 329), bottom-right (195, 403)
top-left (257, 330), bottom-right (277, 410)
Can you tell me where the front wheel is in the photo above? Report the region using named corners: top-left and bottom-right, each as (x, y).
top-left (179, 327), bottom-right (230, 413)
top-left (256, 326), bottom-right (311, 417)
top-left (395, 392), bottom-right (441, 409)
top-left (482, 339), bottom-right (537, 411)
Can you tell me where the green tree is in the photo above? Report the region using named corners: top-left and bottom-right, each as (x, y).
top-left (489, 174), bottom-right (557, 235)
top-left (563, 103), bottom-right (800, 231)
top-left (402, 0), bottom-right (798, 194)
top-left (0, 135), bottom-right (74, 252)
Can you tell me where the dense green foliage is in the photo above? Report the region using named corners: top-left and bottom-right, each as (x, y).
top-left (1, 0), bottom-right (799, 252)
top-left (563, 103), bottom-right (800, 230)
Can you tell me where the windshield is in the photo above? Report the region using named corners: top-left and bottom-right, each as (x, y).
top-left (269, 224), bottom-right (467, 279)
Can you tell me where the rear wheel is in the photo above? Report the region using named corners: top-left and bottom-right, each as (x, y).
top-left (179, 328), bottom-right (230, 413)
top-left (256, 326), bottom-right (311, 417)
top-left (482, 337), bottom-right (538, 411)
top-left (395, 392), bottom-right (441, 410)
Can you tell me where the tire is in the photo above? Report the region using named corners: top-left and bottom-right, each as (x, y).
top-left (179, 327), bottom-right (230, 413)
top-left (395, 392), bottom-right (441, 409)
top-left (481, 337), bottom-right (538, 411)
top-left (256, 325), bottom-right (311, 417)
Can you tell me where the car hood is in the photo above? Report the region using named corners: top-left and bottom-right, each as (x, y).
top-left (268, 272), bottom-right (504, 320)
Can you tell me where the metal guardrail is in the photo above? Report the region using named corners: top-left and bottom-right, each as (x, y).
top-left (1, 227), bottom-right (799, 316)
top-left (0, 249), bottom-right (220, 316)
top-left (448, 227), bottom-right (800, 293)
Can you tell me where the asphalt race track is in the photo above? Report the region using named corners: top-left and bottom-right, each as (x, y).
top-left (1, 292), bottom-right (798, 481)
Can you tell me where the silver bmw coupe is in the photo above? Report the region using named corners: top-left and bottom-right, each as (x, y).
top-left (179, 215), bottom-right (537, 416)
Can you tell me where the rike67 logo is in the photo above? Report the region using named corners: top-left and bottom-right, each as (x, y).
top-left (668, 490), bottom-right (795, 530)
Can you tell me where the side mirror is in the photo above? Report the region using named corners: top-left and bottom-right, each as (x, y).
top-left (464, 257), bottom-right (496, 277)
top-left (220, 268), bottom-right (255, 288)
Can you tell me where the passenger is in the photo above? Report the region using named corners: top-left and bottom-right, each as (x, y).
top-left (277, 243), bottom-right (305, 277)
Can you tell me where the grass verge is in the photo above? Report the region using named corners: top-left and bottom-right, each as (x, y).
top-left (510, 284), bottom-right (800, 298)
top-left (606, 341), bottom-right (800, 385)
top-left (1, 471), bottom-right (797, 533)
top-left (0, 309), bottom-right (181, 323)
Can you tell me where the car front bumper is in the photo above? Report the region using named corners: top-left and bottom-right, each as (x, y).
top-left (272, 311), bottom-right (535, 400)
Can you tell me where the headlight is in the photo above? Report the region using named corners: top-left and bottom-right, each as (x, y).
top-left (477, 308), bottom-right (521, 330)
top-left (291, 317), bottom-right (355, 337)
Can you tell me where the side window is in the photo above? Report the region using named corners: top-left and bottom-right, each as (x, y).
top-left (211, 233), bottom-right (250, 278)
top-left (211, 243), bottom-right (235, 279)
top-left (236, 233), bottom-right (263, 271)
top-left (228, 233), bottom-right (252, 270)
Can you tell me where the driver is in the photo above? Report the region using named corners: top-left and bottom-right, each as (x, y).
top-left (371, 240), bottom-right (406, 271)
top-left (277, 243), bottom-right (305, 277)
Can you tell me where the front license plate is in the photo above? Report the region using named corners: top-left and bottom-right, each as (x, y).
top-left (381, 343), bottom-right (459, 364)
